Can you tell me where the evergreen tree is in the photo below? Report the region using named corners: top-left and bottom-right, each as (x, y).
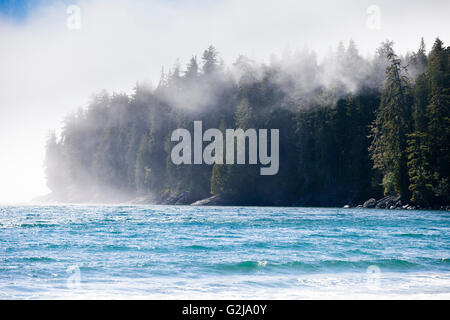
top-left (202, 45), bottom-right (219, 75)
top-left (409, 37), bottom-right (428, 79)
top-left (185, 56), bottom-right (199, 81)
top-left (426, 39), bottom-right (450, 203)
top-left (370, 43), bottom-right (413, 198)
top-left (407, 132), bottom-right (433, 205)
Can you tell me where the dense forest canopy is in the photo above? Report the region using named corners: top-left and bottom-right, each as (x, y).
top-left (45, 38), bottom-right (449, 207)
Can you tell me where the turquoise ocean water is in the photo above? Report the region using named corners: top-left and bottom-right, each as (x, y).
top-left (0, 205), bottom-right (449, 299)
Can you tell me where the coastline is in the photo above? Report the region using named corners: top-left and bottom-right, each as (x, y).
top-left (30, 192), bottom-right (450, 211)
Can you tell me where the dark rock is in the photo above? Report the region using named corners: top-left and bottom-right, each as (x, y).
top-left (163, 191), bottom-right (199, 205)
top-left (375, 195), bottom-right (401, 209)
top-left (375, 196), bottom-right (390, 208)
top-left (191, 195), bottom-right (231, 206)
top-left (363, 198), bottom-right (377, 208)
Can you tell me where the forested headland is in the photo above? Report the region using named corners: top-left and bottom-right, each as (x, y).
top-left (44, 38), bottom-right (449, 208)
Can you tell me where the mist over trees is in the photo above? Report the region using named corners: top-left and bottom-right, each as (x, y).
top-left (45, 39), bottom-right (449, 207)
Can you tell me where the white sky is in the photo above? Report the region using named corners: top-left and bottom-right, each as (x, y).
top-left (0, 0), bottom-right (449, 203)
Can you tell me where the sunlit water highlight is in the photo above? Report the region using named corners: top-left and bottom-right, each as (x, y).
top-left (0, 205), bottom-right (449, 299)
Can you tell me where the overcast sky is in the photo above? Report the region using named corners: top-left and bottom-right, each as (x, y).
top-left (0, 0), bottom-right (449, 203)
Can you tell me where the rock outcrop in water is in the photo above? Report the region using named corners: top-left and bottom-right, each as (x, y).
top-left (191, 195), bottom-right (231, 206)
top-left (375, 195), bottom-right (402, 209)
top-left (358, 195), bottom-right (407, 209)
top-left (356, 195), bottom-right (450, 211)
top-left (363, 198), bottom-right (377, 208)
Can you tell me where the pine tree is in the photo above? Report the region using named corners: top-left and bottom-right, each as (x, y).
top-left (407, 132), bottom-right (433, 206)
top-left (211, 100), bottom-right (258, 202)
top-left (409, 37), bottom-right (428, 79)
top-left (370, 43), bottom-right (413, 198)
top-left (426, 38), bottom-right (450, 203)
top-left (185, 56), bottom-right (199, 81)
top-left (202, 45), bottom-right (219, 75)
top-left (406, 39), bottom-right (431, 205)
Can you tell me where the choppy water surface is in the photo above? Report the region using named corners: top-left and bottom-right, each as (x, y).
top-left (0, 205), bottom-right (449, 299)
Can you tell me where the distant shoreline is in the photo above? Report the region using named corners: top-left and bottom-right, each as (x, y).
top-left (27, 193), bottom-right (450, 211)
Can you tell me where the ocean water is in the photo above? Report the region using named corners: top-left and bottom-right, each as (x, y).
top-left (0, 205), bottom-right (449, 299)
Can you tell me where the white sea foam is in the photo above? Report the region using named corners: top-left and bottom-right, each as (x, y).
top-left (1, 272), bottom-right (449, 300)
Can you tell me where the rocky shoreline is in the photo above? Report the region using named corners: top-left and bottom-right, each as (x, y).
top-left (33, 192), bottom-right (450, 211)
top-left (346, 195), bottom-right (450, 211)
